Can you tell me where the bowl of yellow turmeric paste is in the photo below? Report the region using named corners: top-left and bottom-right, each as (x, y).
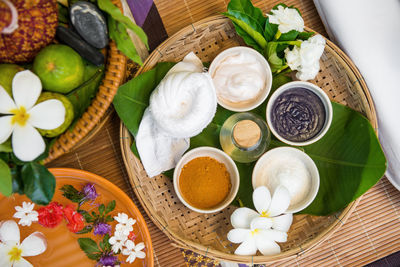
top-left (173, 147), bottom-right (240, 213)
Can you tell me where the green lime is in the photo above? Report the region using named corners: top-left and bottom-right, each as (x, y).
top-left (36, 92), bottom-right (75, 138)
top-left (0, 64), bottom-right (23, 96)
top-left (33, 44), bottom-right (85, 94)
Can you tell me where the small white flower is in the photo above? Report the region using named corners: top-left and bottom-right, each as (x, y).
top-left (284, 34), bottom-right (326, 81)
top-left (0, 220), bottom-right (47, 266)
top-left (13, 202), bottom-right (38, 227)
top-left (122, 240), bottom-right (146, 263)
top-left (268, 5), bottom-right (304, 34)
top-left (109, 230), bottom-right (128, 254)
top-left (114, 213), bottom-right (136, 236)
top-left (227, 186), bottom-right (293, 256)
top-left (0, 70), bottom-right (66, 161)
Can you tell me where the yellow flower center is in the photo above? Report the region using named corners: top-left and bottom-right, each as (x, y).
top-left (260, 211), bottom-right (270, 218)
top-left (251, 229), bottom-right (259, 235)
top-left (11, 107), bottom-right (30, 126)
top-left (8, 246), bottom-right (22, 262)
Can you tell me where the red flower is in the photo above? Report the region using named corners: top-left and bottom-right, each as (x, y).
top-left (38, 202), bottom-right (64, 228)
top-left (63, 204), bottom-right (84, 233)
top-left (128, 231), bottom-right (137, 241)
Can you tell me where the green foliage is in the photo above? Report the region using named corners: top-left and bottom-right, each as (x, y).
top-left (0, 159), bottom-right (12, 196)
top-left (97, 0), bottom-right (148, 49)
top-left (113, 62), bottom-right (175, 137)
top-left (60, 184), bottom-right (86, 204)
top-left (67, 64), bottom-right (104, 127)
top-left (21, 162), bottom-right (56, 205)
top-left (108, 17), bottom-right (143, 65)
top-left (78, 238), bottom-right (101, 261)
top-left (224, 0), bottom-right (314, 74)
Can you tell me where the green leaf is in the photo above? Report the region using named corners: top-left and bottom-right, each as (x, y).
top-left (21, 162), bottom-right (55, 205)
top-left (300, 103), bottom-right (386, 215)
top-left (265, 42), bottom-right (284, 72)
top-left (113, 62), bottom-right (175, 137)
top-left (108, 17), bottom-right (143, 65)
top-left (298, 31), bottom-right (314, 40)
top-left (223, 12), bottom-right (267, 52)
top-left (76, 225), bottom-right (93, 234)
top-left (60, 184), bottom-right (86, 203)
top-left (0, 159), bottom-right (12, 196)
top-left (278, 29), bottom-right (299, 41)
top-left (98, 204), bottom-right (105, 215)
top-left (0, 139), bottom-right (12, 153)
top-left (97, 0), bottom-right (148, 49)
top-left (105, 200), bottom-right (116, 214)
top-left (11, 166), bottom-right (23, 194)
top-left (78, 238), bottom-right (101, 260)
top-left (227, 0), bottom-right (266, 21)
top-left (105, 215), bottom-right (113, 222)
top-left (264, 17), bottom-right (278, 41)
top-left (67, 65), bottom-right (104, 125)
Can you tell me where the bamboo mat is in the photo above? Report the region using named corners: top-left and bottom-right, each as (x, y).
top-left (47, 0), bottom-right (400, 266)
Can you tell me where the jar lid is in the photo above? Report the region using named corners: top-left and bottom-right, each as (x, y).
top-left (233, 120), bottom-right (261, 149)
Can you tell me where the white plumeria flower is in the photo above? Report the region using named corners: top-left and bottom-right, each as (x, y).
top-left (114, 213), bottom-right (136, 236)
top-left (13, 202), bottom-right (38, 227)
top-left (109, 230), bottom-right (128, 254)
top-left (268, 5), bottom-right (304, 34)
top-left (227, 186), bottom-right (293, 256)
top-left (122, 240), bottom-right (146, 264)
top-left (0, 70), bottom-right (65, 162)
top-left (284, 34), bottom-right (326, 81)
top-left (0, 220), bottom-right (47, 267)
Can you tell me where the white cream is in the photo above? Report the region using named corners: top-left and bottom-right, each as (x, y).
top-left (211, 50), bottom-right (267, 103)
top-left (253, 153), bottom-right (311, 207)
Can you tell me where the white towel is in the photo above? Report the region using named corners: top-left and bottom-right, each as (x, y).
top-left (136, 52), bottom-right (217, 177)
top-left (313, 0), bottom-right (400, 190)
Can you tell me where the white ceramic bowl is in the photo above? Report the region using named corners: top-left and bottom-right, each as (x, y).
top-left (252, 147), bottom-right (320, 213)
top-left (266, 81), bottom-right (333, 146)
top-left (173, 147), bottom-right (240, 213)
top-left (209, 46), bottom-right (272, 112)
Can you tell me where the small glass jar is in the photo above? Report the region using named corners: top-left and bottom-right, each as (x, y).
top-left (219, 112), bottom-right (271, 163)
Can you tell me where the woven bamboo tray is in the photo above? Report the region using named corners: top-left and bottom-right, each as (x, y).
top-left (120, 15), bottom-right (378, 264)
top-left (43, 0), bottom-right (127, 164)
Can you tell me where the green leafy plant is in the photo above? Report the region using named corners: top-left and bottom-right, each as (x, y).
top-left (114, 63), bottom-right (386, 216)
top-left (97, 0), bottom-right (148, 65)
top-left (224, 0), bottom-right (311, 75)
top-left (78, 235), bottom-right (116, 262)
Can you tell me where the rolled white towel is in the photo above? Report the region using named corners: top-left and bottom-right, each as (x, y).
top-left (149, 71), bottom-right (217, 138)
top-left (136, 52), bottom-right (217, 177)
top-left (136, 109), bottom-right (190, 177)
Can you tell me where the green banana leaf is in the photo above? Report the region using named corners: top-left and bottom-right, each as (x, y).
top-left (113, 63), bottom-right (387, 216)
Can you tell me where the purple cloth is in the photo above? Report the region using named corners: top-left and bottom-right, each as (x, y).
top-left (126, 0), bottom-right (153, 27)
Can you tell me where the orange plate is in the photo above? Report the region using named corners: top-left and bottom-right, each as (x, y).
top-left (0, 168), bottom-right (154, 267)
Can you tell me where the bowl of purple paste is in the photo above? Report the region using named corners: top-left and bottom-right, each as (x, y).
top-left (266, 81), bottom-right (332, 146)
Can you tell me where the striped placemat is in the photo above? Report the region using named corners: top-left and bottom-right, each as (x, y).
top-left (47, 0), bottom-right (400, 266)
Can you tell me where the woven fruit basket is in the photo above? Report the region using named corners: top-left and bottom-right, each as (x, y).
top-left (120, 15), bottom-right (377, 264)
top-left (42, 0), bottom-right (126, 163)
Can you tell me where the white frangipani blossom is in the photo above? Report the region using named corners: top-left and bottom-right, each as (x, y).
top-left (13, 202), bottom-right (38, 227)
top-left (122, 241), bottom-right (146, 264)
top-left (268, 5), bottom-right (304, 34)
top-left (227, 186), bottom-right (293, 256)
top-left (0, 70), bottom-right (65, 161)
top-left (0, 220), bottom-right (47, 267)
top-left (284, 34), bottom-right (326, 81)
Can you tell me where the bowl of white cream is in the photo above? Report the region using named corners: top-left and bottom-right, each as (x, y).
top-left (209, 47), bottom-right (272, 112)
top-left (252, 147), bottom-right (319, 213)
